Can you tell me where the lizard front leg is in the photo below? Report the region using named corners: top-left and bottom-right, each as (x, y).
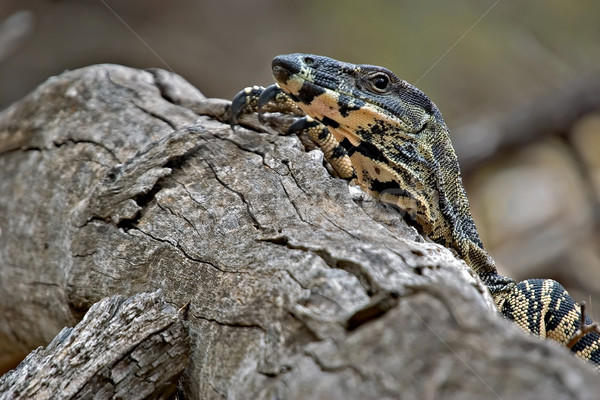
top-left (230, 84), bottom-right (355, 180)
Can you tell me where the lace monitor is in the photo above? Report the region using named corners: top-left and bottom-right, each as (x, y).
top-left (230, 53), bottom-right (600, 367)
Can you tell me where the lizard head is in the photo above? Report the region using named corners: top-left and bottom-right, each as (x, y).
top-left (271, 53), bottom-right (445, 146)
top-left (270, 54), bottom-right (457, 188)
top-left (271, 53), bottom-right (484, 258)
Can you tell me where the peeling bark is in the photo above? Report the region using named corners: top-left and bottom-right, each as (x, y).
top-left (0, 64), bottom-right (599, 399)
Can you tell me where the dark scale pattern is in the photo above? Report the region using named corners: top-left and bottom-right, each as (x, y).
top-left (339, 137), bottom-right (354, 153)
top-left (346, 140), bottom-right (389, 165)
top-left (357, 119), bottom-right (400, 143)
top-left (230, 53), bottom-right (600, 368)
top-left (331, 142), bottom-right (348, 159)
top-left (574, 331), bottom-right (600, 362)
top-left (481, 272), bottom-right (515, 295)
top-left (337, 93), bottom-right (364, 117)
top-left (297, 81), bottom-right (326, 105)
top-left (321, 116), bottom-right (340, 128)
top-left (317, 129), bottom-right (330, 141)
top-left (369, 179), bottom-right (414, 202)
top-left (391, 142), bottom-right (431, 169)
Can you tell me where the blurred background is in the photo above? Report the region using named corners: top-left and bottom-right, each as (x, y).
top-left (1, 0), bottom-right (600, 309)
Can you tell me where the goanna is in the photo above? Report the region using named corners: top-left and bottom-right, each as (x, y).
top-left (230, 53), bottom-right (600, 367)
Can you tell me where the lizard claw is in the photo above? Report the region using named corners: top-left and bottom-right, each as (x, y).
top-left (229, 85), bottom-right (265, 131)
top-left (257, 84), bottom-right (283, 122)
top-left (287, 115), bottom-right (319, 135)
top-left (230, 83), bottom-right (303, 132)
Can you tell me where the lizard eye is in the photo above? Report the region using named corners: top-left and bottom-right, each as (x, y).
top-left (369, 73), bottom-right (390, 92)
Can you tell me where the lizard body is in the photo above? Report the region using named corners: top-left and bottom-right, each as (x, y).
top-left (230, 53), bottom-right (600, 367)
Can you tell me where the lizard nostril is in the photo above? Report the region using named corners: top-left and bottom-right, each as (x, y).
top-left (304, 56), bottom-right (315, 66)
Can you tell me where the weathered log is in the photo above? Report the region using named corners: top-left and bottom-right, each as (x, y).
top-left (0, 291), bottom-right (189, 399)
top-left (0, 64), bottom-right (599, 399)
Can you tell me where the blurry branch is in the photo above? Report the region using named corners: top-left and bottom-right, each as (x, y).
top-left (454, 73), bottom-right (600, 170)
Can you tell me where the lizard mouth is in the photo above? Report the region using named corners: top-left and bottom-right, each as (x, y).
top-left (272, 62), bottom-right (294, 84)
top-left (272, 54), bottom-right (313, 85)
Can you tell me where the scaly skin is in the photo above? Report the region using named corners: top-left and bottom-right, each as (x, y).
top-left (230, 53), bottom-right (600, 367)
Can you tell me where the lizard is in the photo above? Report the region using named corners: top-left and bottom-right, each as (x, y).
top-left (229, 53), bottom-right (600, 367)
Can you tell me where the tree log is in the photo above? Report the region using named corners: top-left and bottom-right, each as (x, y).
top-left (0, 64), bottom-right (599, 399)
top-left (0, 291), bottom-right (189, 399)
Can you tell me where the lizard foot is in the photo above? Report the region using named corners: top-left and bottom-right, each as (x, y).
top-left (229, 84), bottom-right (303, 131)
top-left (567, 301), bottom-right (600, 349)
top-left (230, 83), bottom-right (355, 180)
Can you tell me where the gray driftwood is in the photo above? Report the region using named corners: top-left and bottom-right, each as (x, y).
top-left (0, 64), bottom-right (599, 399)
top-left (0, 291), bottom-right (189, 399)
